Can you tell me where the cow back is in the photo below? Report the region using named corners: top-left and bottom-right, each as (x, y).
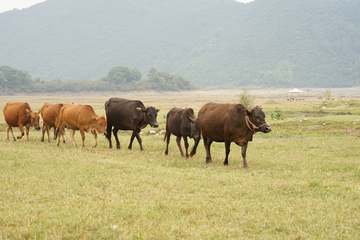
top-left (105, 98), bottom-right (145, 130)
top-left (198, 102), bottom-right (250, 143)
top-left (41, 103), bottom-right (64, 128)
top-left (3, 102), bottom-right (32, 127)
top-left (166, 107), bottom-right (196, 137)
top-left (60, 104), bottom-right (106, 133)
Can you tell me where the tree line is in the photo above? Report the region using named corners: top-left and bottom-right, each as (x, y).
top-left (0, 65), bottom-right (198, 95)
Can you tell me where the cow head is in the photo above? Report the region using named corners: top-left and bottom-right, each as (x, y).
top-left (245, 106), bottom-right (271, 133)
top-left (136, 107), bottom-right (160, 128)
top-left (26, 109), bottom-right (41, 130)
top-left (91, 116), bottom-right (107, 135)
top-left (186, 115), bottom-right (201, 140)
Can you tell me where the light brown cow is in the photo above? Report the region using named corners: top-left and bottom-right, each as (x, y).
top-left (40, 103), bottom-right (66, 143)
top-left (56, 104), bottom-right (107, 148)
top-left (3, 102), bottom-right (41, 141)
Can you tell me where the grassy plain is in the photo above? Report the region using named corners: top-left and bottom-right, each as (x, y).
top-left (0, 90), bottom-right (360, 239)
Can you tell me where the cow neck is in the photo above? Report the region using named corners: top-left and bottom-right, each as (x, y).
top-left (143, 112), bottom-right (147, 123)
top-left (245, 115), bottom-right (267, 134)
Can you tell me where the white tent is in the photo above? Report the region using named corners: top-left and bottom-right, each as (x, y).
top-left (287, 88), bottom-right (304, 100)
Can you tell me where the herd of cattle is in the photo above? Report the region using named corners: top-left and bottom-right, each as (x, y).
top-left (3, 98), bottom-right (271, 167)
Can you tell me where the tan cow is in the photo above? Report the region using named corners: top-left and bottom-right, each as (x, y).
top-left (40, 103), bottom-right (66, 143)
top-left (3, 102), bottom-right (41, 141)
top-left (56, 104), bottom-right (107, 148)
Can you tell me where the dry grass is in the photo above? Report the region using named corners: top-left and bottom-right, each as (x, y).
top-left (1, 90), bottom-right (360, 239)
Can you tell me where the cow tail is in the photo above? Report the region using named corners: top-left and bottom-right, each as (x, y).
top-left (104, 100), bottom-right (110, 116)
top-left (190, 137), bottom-right (201, 157)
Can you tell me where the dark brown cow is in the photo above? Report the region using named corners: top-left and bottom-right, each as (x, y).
top-left (3, 102), bottom-right (41, 141)
top-left (40, 103), bottom-right (66, 143)
top-left (105, 97), bottom-right (160, 151)
top-left (164, 107), bottom-right (201, 158)
top-left (198, 102), bottom-right (271, 167)
top-left (56, 104), bottom-right (107, 148)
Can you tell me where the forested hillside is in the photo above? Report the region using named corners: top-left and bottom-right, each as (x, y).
top-left (0, 0), bottom-right (359, 88)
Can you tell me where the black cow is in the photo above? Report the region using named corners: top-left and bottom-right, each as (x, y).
top-left (164, 107), bottom-right (201, 158)
top-left (105, 97), bottom-right (160, 151)
top-left (198, 102), bottom-right (271, 167)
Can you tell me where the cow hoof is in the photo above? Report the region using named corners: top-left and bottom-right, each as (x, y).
top-left (13, 138), bottom-right (16, 142)
top-left (41, 138), bottom-right (44, 142)
top-left (224, 163), bottom-right (229, 166)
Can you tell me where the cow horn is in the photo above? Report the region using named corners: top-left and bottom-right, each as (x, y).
top-left (186, 115), bottom-right (195, 123)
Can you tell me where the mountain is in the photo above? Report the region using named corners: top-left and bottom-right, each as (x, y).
top-left (0, 0), bottom-right (359, 88)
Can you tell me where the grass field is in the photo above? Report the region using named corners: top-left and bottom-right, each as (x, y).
top-left (1, 90), bottom-right (360, 239)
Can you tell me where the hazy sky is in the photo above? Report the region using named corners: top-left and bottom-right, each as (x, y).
top-left (0, 0), bottom-right (254, 14)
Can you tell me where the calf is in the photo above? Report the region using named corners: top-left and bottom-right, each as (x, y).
top-left (198, 102), bottom-right (271, 167)
top-left (3, 102), bottom-right (40, 141)
top-left (40, 103), bottom-right (66, 143)
top-left (105, 97), bottom-right (160, 151)
top-left (56, 104), bottom-right (107, 148)
top-left (164, 107), bottom-right (201, 158)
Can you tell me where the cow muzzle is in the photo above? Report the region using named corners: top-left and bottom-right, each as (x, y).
top-left (260, 124), bottom-right (271, 133)
top-left (151, 123), bottom-right (159, 128)
top-left (35, 126), bottom-right (41, 130)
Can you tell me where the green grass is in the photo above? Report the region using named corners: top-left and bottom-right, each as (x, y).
top-left (1, 95), bottom-right (360, 239)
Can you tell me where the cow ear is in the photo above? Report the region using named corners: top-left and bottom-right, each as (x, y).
top-left (244, 109), bottom-right (251, 116)
top-left (136, 107), bottom-right (145, 112)
top-left (26, 109), bottom-right (31, 114)
top-left (90, 116), bottom-right (96, 122)
top-left (37, 110), bottom-right (41, 114)
top-left (156, 108), bottom-right (161, 113)
top-left (186, 115), bottom-right (195, 123)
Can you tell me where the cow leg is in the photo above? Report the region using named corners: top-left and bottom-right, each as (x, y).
top-left (70, 129), bottom-right (77, 147)
top-left (92, 130), bottom-right (98, 148)
top-left (176, 136), bottom-right (185, 157)
top-left (241, 142), bottom-right (249, 168)
top-left (224, 141), bottom-right (231, 166)
top-left (128, 131), bottom-right (136, 150)
top-left (46, 125), bottom-right (51, 142)
top-left (53, 127), bottom-right (57, 140)
top-left (183, 136), bottom-right (190, 158)
top-left (25, 126), bottom-right (30, 140)
top-left (46, 126), bottom-right (51, 142)
top-left (164, 131), bottom-right (171, 155)
top-left (203, 136), bottom-right (213, 163)
top-left (17, 125), bottom-right (25, 139)
top-left (41, 124), bottom-right (46, 142)
top-left (61, 128), bottom-right (67, 143)
top-left (106, 123), bottom-right (113, 149)
top-left (113, 128), bottom-right (120, 149)
top-left (56, 126), bottom-right (63, 146)
top-left (128, 130), bottom-right (143, 151)
top-left (6, 125), bottom-right (16, 141)
top-left (79, 128), bottom-right (86, 147)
